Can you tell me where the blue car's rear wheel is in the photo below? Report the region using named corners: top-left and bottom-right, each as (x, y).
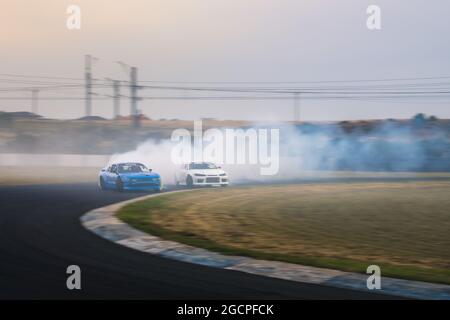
top-left (99, 177), bottom-right (106, 190)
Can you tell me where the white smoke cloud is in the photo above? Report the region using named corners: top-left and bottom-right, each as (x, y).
top-left (107, 121), bottom-right (448, 185)
top-left (108, 140), bottom-right (178, 184)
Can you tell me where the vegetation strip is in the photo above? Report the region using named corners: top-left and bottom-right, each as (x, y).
top-left (118, 183), bottom-right (450, 285)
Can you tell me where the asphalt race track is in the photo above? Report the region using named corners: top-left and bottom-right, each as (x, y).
top-left (0, 183), bottom-right (396, 299)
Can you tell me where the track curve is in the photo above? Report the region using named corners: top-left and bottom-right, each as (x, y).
top-left (0, 183), bottom-right (395, 299)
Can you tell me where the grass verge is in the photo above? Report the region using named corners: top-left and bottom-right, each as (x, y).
top-left (117, 181), bottom-right (450, 284)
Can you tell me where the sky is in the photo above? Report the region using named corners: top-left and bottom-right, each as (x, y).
top-left (1, 0), bottom-right (450, 121)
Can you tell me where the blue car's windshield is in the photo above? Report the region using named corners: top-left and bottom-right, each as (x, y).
top-left (118, 164), bottom-right (149, 173)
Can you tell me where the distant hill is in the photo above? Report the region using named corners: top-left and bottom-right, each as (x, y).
top-left (115, 114), bottom-right (151, 121)
top-left (4, 111), bottom-right (43, 119)
top-left (76, 115), bottom-right (108, 121)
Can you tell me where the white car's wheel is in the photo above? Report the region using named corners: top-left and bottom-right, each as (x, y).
top-left (186, 175), bottom-right (194, 188)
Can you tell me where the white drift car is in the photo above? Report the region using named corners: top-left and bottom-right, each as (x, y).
top-left (175, 162), bottom-right (229, 188)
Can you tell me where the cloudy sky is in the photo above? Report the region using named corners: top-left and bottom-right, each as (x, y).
top-left (1, 0), bottom-right (450, 121)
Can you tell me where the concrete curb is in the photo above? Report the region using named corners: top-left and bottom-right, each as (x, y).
top-left (80, 190), bottom-right (450, 300)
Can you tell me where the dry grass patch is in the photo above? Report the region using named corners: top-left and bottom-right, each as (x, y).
top-left (118, 181), bottom-right (450, 284)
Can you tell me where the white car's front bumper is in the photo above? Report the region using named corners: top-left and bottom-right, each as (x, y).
top-left (193, 176), bottom-right (229, 186)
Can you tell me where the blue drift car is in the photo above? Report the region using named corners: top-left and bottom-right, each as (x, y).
top-left (99, 162), bottom-right (161, 192)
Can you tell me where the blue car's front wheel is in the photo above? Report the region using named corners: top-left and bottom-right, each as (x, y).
top-left (116, 178), bottom-right (124, 192)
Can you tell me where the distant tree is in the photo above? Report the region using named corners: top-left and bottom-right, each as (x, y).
top-left (428, 115), bottom-right (439, 122)
top-left (0, 112), bottom-right (13, 128)
top-left (412, 113), bottom-right (427, 126)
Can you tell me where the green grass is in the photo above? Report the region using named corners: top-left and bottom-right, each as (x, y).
top-left (117, 181), bottom-right (450, 284)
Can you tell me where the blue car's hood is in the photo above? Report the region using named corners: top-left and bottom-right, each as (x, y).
top-left (119, 172), bottom-right (160, 179)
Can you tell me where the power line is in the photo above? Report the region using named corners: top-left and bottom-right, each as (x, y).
top-left (0, 73), bottom-right (85, 81)
top-left (136, 75), bottom-right (450, 84)
top-left (1, 94), bottom-right (450, 101)
top-left (1, 73), bottom-right (449, 95)
top-left (1, 70), bottom-right (449, 122)
top-left (2, 72), bottom-right (450, 84)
